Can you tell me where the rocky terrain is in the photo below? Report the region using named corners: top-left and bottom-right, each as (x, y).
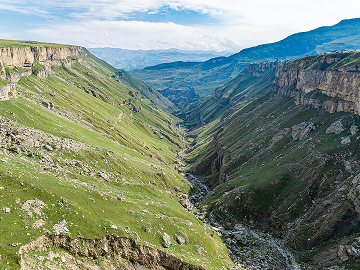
top-left (19, 234), bottom-right (204, 270)
top-left (4, 39), bottom-right (360, 270)
top-left (0, 41), bottom-right (232, 269)
top-left (183, 52), bottom-right (360, 269)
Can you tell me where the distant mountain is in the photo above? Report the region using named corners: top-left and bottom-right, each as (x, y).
top-left (129, 18), bottom-right (360, 108)
top-left (88, 48), bottom-right (230, 71)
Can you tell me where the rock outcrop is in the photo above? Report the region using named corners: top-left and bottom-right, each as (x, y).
top-left (0, 45), bottom-right (83, 100)
top-left (291, 122), bottom-right (314, 140)
top-left (0, 83), bottom-right (16, 100)
top-left (19, 234), bottom-right (204, 270)
top-left (276, 55), bottom-right (360, 115)
top-left (0, 46), bottom-right (81, 69)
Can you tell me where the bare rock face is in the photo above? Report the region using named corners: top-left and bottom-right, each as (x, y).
top-left (0, 46), bottom-right (81, 69)
top-left (19, 234), bottom-right (204, 270)
top-left (350, 125), bottom-right (359, 135)
top-left (292, 122), bottom-right (314, 140)
top-left (0, 83), bottom-right (16, 101)
top-left (276, 56), bottom-right (360, 115)
top-left (162, 232), bottom-right (172, 248)
top-left (326, 121), bottom-right (344, 134)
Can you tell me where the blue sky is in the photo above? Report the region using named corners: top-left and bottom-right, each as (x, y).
top-left (0, 0), bottom-right (360, 52)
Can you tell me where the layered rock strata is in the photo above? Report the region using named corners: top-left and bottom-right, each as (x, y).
top-left (19, 234), bottom-right (204, 270)
top-left (0, 46), bottom-right (82, 100)
top-left (276, 55), bottom-right (360, 114)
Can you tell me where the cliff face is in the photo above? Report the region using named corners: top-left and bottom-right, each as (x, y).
top-left (0, 83), bottom-right (16, 100)
top-left (276, 54), bottom-right (360, 114)
top-left (0, 46), bottom-right (82, 100)
top-left (19, 234), bottom-right (204, 270)
top-left (0, 46), bottom-right (81, 68)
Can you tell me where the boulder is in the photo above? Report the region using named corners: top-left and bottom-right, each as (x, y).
top-left (162, 233), bottom-right (172, 248)
top-left (176, 236), bottom-right (186, 245)
top-left (350, 125), bottom-right (359, 135)
top-left (338, 245), bottom-right (349, 261)
top-left (292, 122), bottom-right (314, 140)
top-left (341, 137), bottom-right (351, 144)
top-left (326, 121), bottom-right (344, 134)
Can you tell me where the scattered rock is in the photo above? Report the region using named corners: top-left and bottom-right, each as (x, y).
top-left (341, 136), bottom-right (351, 144)
top-left (179, 198), bottom-right (192, 210)
top-left (346, 245), bottom-right (358, 257)
top-left (338, 245), bottom-right (349, 261)
top-left (41, 101), bottom-right (54, 110)
top-left (176, 236), bottom-right (186, 245)
top-left (326, 121), bottom-right (344, 134)
top-left (32, 219), bottom-right (45, 229)
top-left (21, 200), bottom-right (46, 216)
top-left (292, 122), bottom-right (315, 140)
top-left (162, 232), bottom-right (172, 248)
top-left (43, 145), bottom-right (53, 151)
top-left (52, 219), bottom-right (69, 235)
top-left (350, 125), bottom-right (359, 135)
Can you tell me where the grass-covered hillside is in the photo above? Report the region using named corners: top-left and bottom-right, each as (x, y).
top-left (185, 60), bottom-right (360, 268)
top-left (177, 61), bottom-right (282, 130)
top-left (0, 45), bottom-right (232, 269)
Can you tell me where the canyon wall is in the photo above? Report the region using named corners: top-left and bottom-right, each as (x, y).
top-left (0, 46), bottom-right (81, 68)
top-left (276, 55), bottom-right (360, 114)
top-left (0, 46), bottom-right (83, 100)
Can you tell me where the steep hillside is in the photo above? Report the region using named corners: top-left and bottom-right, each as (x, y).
top-left (130, 18), bottom-right (360, 107)
top-left (177, 61), bottom-right (283, 130)
top-left (185, 53), bottom-right (360, 269)
top-left (0, 41), bottom-right (232, 269)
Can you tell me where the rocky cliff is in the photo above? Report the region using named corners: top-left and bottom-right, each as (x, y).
top-left (19, 234), bottom-right (204, 270)
top-left (276, 53), bottom-right (360, 114)
top-left (0, 46), bottom-right (81, 69)
top-left (0, 46), bottom-right (83, 100)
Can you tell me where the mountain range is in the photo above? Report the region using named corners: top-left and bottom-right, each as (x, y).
top-left (2, 17), bottom-right (360, 270)
top-left (129, 18), bottom-right (360, 108)
top-left (88, 48), bottom-right (230, 71)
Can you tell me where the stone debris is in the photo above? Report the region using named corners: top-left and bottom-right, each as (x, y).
top-left (292, 122), bottom-right (314, 140)
top-left (32, 219), bottom-right (45, 229)
top-left (21, 200), bottom-right (46, 216)
top-left (179, 194), bottom-right (192, 210)
top-left (52, 219), bottom-right (69, 235)
top-left (41, 101), bottom-right (54, 110)
top-left (326, 121), bottom-right (344, 134)
top-left (176, 236), bottom-right (186, 245)
top-left (350, 125), bottom-right (359, 135)
top-left (341, 136), bottom-right (351, 144)
top-left (162, 232), bottom-right (172, 248)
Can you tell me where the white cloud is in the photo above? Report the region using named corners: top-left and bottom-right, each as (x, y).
top-left (3, 0), bottom-right (360, 51)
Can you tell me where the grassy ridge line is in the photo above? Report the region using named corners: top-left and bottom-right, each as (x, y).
top-left (0, 46), bottom-right (233, 269)
top-left (0, 39), bottom-right (72, 48)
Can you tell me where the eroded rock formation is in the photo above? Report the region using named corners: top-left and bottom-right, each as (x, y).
top-left (19, 234), bottom-right (204, 270)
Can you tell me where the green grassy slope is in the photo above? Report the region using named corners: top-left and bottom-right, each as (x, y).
top-left (176, 62), bottom-right (281, 130)
top-left (185, 60), bottom-right (360, 267)
top-left (0, 47), bottom-right (232, 269)
top-left (129, 18), bottom-right (360, 107)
